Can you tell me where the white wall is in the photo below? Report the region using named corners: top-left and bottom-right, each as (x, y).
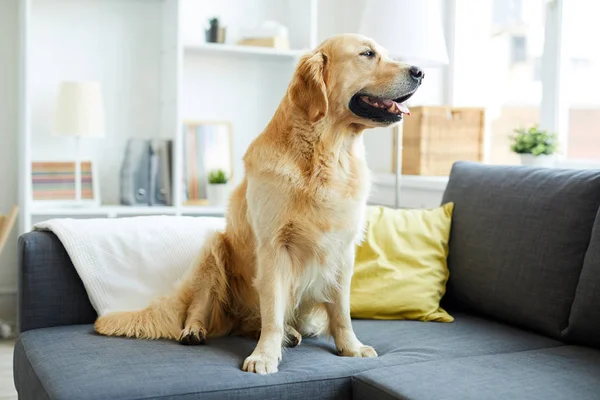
top-left (0, 0), bottom-right (19, 321)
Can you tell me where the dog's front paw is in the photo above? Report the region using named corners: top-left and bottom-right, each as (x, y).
top-left (338, 344), bottom-right (377, 358)
top-left (242, 352), bottom-right (280, 375)
top-left (178, 326), bottom-right (207, 346)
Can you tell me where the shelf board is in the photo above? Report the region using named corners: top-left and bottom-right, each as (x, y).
top-left (30, 205), bottom-right (178, 217)
top-left (184, 42), bottom-right (306, 60)
top-left (29, 205), bottom-right (227, 218)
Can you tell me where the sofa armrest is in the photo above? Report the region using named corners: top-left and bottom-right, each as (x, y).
top-left (18, 231), bottom-right (96, 332)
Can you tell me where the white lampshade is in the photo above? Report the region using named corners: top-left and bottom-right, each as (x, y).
top-left (359, 0), bottom-right (449, 66)
top-left (53, 81), bottom-right (106, 137)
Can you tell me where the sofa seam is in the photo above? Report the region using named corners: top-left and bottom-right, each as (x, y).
top-left (351, 376), bottom-right (402, 400)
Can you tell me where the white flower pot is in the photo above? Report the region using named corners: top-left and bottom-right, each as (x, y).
top-left (519, 154), bottom-right (556, 167)
top-left (207, 183), bottom-right (229, 206)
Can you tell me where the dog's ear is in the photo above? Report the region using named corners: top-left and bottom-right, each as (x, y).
top-left (288, 51), bottom-right (328, 123)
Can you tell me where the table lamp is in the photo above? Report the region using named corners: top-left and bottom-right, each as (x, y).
top-left (53, 81), bottom-right (106, 204)
top-left (359, 0), bottom-right (449, 207)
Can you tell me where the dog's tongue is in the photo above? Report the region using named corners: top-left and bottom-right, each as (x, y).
top-left (382, 100), bottom-right (410, 115)
top-left (397, 102), bottom-right (410, 115)
top-left (384, 99), bottom-right (411, 115)
top-left (361, 95), bottom-right (411, 115)
top-left (381, 99), bottom-right (394, 108)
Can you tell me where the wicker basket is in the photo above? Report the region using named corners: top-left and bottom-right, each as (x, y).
top-left (397, 106), bottom-right (485, 176)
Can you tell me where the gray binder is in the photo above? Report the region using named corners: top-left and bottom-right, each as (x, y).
top-left (149, 139), bottom-right (173, 206)
top-left (120, 139), bottom-right (152, 205)
top-left (120, 138), bottom-right (173, 206)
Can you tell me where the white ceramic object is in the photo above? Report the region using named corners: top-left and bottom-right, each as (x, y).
top-left (238, 21), bottom-right (289, 40)
top-left (520, 154), bottom-right (556, 167)
top-left (207, 184), bottom-right (229, 206)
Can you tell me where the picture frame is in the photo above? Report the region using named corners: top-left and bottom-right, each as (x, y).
top-left (31, 160), bottom-right (101, 206)
top-left (182, 120), bottom-right (234, 204)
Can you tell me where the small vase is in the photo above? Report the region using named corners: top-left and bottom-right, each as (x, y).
top-left (207, 183), bottom-right (229, 206)
top-left (519, 154), bottom-right (556, 167)
top-left (205, 22), bottom-right (226, 43)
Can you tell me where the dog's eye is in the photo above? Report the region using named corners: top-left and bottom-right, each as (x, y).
top-left (360, 50), bottom-right (376, 58)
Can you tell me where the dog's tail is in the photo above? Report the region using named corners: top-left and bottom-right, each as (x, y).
top-left (94, 279), bottom-right (193, 341)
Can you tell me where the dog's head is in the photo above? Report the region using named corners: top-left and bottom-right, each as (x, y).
top-left (288, 34), bottom-right (423, 128)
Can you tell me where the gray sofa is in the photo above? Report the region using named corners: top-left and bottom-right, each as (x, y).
top-left (13, 161), bottom-right (600, 399)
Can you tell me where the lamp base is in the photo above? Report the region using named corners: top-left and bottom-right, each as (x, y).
top-left (393, 123), bottom-right (403, 209)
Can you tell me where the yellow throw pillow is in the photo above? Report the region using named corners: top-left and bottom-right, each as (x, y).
top-left (350, 203), bottom-right (454, 322)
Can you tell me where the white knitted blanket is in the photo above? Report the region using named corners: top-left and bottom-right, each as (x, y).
top-left (34, 215), bottom-right (226, 316)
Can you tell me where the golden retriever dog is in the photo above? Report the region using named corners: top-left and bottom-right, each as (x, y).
top-left (95, 33), bottom-right (423, 375)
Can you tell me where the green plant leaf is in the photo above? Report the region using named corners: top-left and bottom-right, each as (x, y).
top-left (509, 124), bottom-right (558, 155)
top-left (208, 169), bottom-right (228, 184)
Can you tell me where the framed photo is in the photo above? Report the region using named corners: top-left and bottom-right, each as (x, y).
top-left (182, 120), bottom-right (233, 203)
top-left (31, 160), bottom-right (101, 206)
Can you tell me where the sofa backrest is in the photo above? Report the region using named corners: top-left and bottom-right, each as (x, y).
top-left (441, 161), bottom-right (600, 339)
top-left (565, 208), bottom-right (600, 347)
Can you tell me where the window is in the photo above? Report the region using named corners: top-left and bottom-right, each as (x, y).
top-left (454, 0), bottom-right (600, 167)
top-left (487, 0), bottom-right (545, 165)
top-left (564, 0), bottom-right (600, 162)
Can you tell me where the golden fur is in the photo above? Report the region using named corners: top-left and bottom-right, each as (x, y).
top-left (95, 33), bottom-right (422, 374)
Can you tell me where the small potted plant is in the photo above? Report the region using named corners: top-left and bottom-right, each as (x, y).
top-left (510, 124), bottom-right (559, 167)
top-left (207, 169), bottom-right (229, 206)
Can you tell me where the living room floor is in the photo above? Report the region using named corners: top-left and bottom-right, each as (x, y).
top-left (0, 341), bottom-right (16, 400)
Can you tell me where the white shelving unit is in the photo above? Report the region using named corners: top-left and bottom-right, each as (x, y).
top-left (184, 43), bottom-right (305, 60)
top-left (18, 0), bottom-right (318, 232)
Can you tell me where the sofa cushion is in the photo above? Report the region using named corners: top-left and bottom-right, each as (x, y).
top-left (352, 346), bottom-right (600, 400)
top-left (351, 203), bottom-right (454, 322)
top-left (566, 208), bottom-right (600, 347)
top-left (441, 162), bottom-right (600, 338)
top-left (14, 313), bottom-right (562, 400)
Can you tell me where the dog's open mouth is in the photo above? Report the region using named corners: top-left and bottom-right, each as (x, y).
top-left (360, 96), bottom-right (411, 115)
top-left (349, 91), bottom-right (416, 123)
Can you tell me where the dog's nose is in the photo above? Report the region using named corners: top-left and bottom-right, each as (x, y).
top-left (409, 66), bottom-right (424, 81)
